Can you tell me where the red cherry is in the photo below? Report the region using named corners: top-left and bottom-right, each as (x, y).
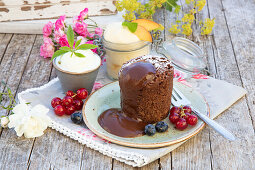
top-left (169, 112), bottom-right (180, 124)
top-left (187, 114), bottom-right (198, 125)
top-left (62, 96), bottom-right (74, 107)
top-left (170, 106), bottom-right (181, 115)
top-left (65, 105), bottom-right (76, 115)
top-left (77, 88), bottom-right (88, 100)
top-left (175, 118), bottom-right (188, 130)
top-left (54, 105), bottom-right (66, 116)
top-left (72, 95), bottom-right (80, 100)
top-left (66, 90), bottom-right (74, 97)
top-left (51, 97), bottom-right (62, 108)
top-left (183, 106), bottom-right (192, 114)
top-left (182, 112), bottom-right (191, 120)
top-left (73, 99), bottom-right (83, 110)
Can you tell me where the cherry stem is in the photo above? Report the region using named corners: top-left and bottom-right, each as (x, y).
top-left (72, 94), bottom-right (77, 98)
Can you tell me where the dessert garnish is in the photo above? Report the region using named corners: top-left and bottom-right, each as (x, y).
top-left (76, 88), bottom-right (88, 100)
top-left (155, 121), bottom-right (169, 133)
top-left (54, 105), bottom-right (66, 116)
top-left (175, 118), bottom-right (188, 130)
top-left (51, 88), bottom-right (88, 117)
top-left (98, 108), bottom-right (147, 138)
top-left (144, 121), bottom-right (169, 136)
top-left (120, 19), bottom-right (161, 42)
top-left (132, 19), bottom-right (161, 31)
top-left (144, 124), bottom-right (156, 136)
top-left (71, 112), bottom-right (83, 124)
top-left (169, 105), bottom-right (198, 130)
top-left (122, 21), bottom-right (138, 33)
top-left (50, 25), bottom-right (98, 62)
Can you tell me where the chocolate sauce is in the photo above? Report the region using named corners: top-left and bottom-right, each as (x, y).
top-left (119, 61), bottom-right (156, 89)
top-left (98, 108), bottom-right (147, 138)
top-left (119, 61), bottom-right (156, 121)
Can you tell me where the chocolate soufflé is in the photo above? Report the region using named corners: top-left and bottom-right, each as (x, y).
top-left (119, 55), bottom-right (174, 124)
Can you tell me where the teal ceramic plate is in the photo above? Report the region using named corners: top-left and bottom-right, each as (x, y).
top-left (82, 81), bottom-right (209, 148)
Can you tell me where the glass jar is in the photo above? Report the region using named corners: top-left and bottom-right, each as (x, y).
top-left (103, 37), bottom-right (151, 79)
top-left (157, 37), bottom-right (207, 79)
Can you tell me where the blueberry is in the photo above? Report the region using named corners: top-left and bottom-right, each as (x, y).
top-left (155, 121), bottom-right (168, 132)
top-left (144, 124), bottom-right (156, 136)
top-left (71, 112), bottom-right (83, 124)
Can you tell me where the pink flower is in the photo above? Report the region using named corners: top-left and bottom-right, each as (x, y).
top-left (59, 35), bottom-right (69, 47)
top-left (55, 15), bottom-right (66, 31)
top-left (78, 8), bottom-right (88, 21)
top-left (43, 21), bottom-right (53, 37)
top-left (86, 40), bottom-right (97, 53)
top-left (95, 27), bottom-right (103, 37)
top-left (54, 29), bottom-right (65, 43)
top-left (40, 37), bottom-right (55, 58)
top-left (73, 21), bottom-right (89, 37)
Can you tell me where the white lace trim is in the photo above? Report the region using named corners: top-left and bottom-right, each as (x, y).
top-left (17, 78), bottom-right (149, 167)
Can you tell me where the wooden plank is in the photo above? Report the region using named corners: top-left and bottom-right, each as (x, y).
top-left (0, 34), bottom-right (36, 170)
top-left (171, 128), bottom-right (212, 170)
top-left (28, 129), bottom-right (84, 170)
top-left (205, 0), bottom-right (255, 169)
top-left (112, 160), bottom-right (160, 170)
top-left (0, 34), bottom-right (35, 116)
top-left (220, 0), bottom-right (255, 129)
top-left (80, 147), bottom-right (112, 170)
top-left (0, 33), bottom-right (12, 65)
top-left (0, 0), bottom-right (116, 22)
top-left (16, 35), bottom-right (52, 93)
top-left (112, 160), bottom-right (135, 170)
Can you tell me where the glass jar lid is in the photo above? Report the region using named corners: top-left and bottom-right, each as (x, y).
top-left (159, 37), bottom-right (206, 74)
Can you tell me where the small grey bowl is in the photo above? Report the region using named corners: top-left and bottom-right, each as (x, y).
top-left (53, 58), bottom-right (101, 94)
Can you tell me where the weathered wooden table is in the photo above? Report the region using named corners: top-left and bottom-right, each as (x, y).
top-left (0, 0), bottom-right (255, 169)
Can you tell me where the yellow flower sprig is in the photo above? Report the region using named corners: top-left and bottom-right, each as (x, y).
top-left (201, 18), bottom-right (215, 35)
top-left (115, 0), bottom-right (215, 36)
top-left (168, 0), bottom-right (215, 36)
top-left (116, 0), bottom-right (180, 21)
top-left (169, 24), bottom-right (181, 34)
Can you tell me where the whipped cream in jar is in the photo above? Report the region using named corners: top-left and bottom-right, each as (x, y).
top-left (103, 22), bottom-right (151, 79)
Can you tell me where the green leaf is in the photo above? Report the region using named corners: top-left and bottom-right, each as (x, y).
top-left (26, 102), bottom-right (31, 105)
top-left (75, 39), bottom-right (82, 49)
top-left (67, 25), bottom-right (74, 48)
top-left (164, 0), bottom-right (178, 12)
top-left (174, 5), bottom-right (181, 14)
top-left (1, 81), bottom-right (6, 86)
top-left (74, 52), bottom-right (86, 58)
top-left (76, 44), bottom-right (98, 50)
top-left (51, 50), bottom-right (69, 62)
top-left (0, 94), bottom-right (2, 103)
top-left (122, 22), bottom-right (138, 33)
top-left (59, 46), bottom-right (71, 51)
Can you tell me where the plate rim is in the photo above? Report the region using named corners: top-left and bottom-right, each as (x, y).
top-left (82, 81), bottom-right (210, 148)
